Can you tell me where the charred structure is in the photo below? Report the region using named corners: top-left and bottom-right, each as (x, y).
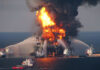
top-left (26, 0), bottom-right (100, 56)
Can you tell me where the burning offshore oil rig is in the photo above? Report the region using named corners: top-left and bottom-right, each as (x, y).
top-left (0, 0), bottom-right (100, 70)
top-left (0, 0), bottom-right (100, 58)
top-left (25, 0), bottom-right (99, 57)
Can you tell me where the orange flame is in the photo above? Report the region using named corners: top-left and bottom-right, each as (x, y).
top-left (36, 7), bottom-right (55, 27)
top-left (36, 7), bottom-right (66, 42)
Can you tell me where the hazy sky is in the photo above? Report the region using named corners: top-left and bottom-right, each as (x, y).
top-left (0, 0), bottom-right (100, 32)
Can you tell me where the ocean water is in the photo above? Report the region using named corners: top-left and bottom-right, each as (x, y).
top-left (0, 57), bottom-right (100, 70)
top-left (0, 32), bottom-right (100, 70)
top-left (0, 32), bottom-right (100, 53)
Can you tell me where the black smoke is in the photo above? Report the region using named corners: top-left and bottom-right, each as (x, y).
top-left (39, 0), bottom-right (100, 38)
top-left (27, 0), bottom-right (100, 39)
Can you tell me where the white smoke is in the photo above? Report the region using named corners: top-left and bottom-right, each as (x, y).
top-left (5, 36), bottom-right (41, 57)
top-left (70, 38), bottom-right (90, 56)
top-left (42, 40), bottom-right (48, 56)
top-left (5, 36), bottom-right (92, 57)
top-left (57, 39), bottom-right (68, 49)
top-left (26, 0), bottom-right (43, 12)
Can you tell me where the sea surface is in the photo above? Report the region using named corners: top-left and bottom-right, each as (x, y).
top-left (0, 32), bottom-right (100, 53)
top-left (0, 32), bottom-right (100, 70)
top-left (0, 57), bottom-right (100, 70)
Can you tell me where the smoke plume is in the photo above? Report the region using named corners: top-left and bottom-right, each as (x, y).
top-left (26, 0), bottom-right (100, 38)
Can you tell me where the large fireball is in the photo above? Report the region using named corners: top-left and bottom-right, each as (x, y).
top-left (36, 7), bottom-right (66, 42)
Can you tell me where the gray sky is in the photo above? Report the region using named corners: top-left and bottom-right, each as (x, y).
top-left (77, 4), bottom-right (100, 32)
top-left (0, 0), bottom-right (100, 32)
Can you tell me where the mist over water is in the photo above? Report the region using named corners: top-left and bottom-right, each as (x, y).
top-left (77, 32), bottom-right (100, 53)
top-left (0, 32), bottom-right (32, 48)
top-left (0, 32), bottom-right (100, 69)
top-left (0, 32), bottom-right (100, 53)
